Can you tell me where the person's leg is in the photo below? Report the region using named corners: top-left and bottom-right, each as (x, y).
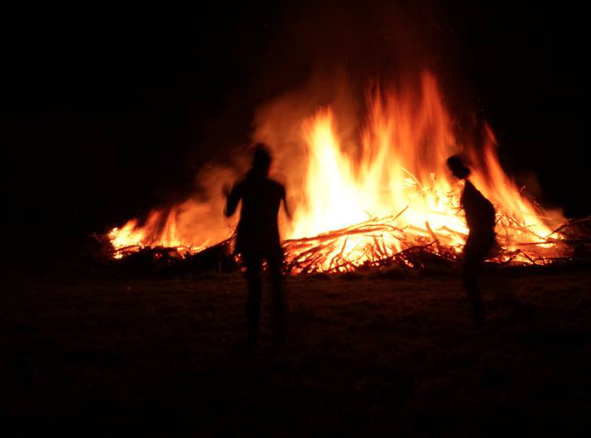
top-left (267, 251), bottom-right (286, 347)
top-left (462, 238), bottom-right (486, 325)
top-left (245, 256), bottom-right (263, 349)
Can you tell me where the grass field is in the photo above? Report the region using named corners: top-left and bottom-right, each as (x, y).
top-left (1, 262), bottom-right (590, 437)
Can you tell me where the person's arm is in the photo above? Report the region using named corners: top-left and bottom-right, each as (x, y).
top-left (224, 182), bottom-right (241, 217)
top-left (281, 186), bottom-right (292, 222)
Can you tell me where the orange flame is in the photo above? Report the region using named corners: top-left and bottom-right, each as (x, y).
top-left (108, 71), bottom-right (567, 271)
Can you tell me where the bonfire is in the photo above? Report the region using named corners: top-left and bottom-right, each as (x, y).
top-left (99, 72), bottom-right (589, 273)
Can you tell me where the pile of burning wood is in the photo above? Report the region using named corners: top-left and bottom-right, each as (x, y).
top-left (94, 72), bottom-right (591, 275)
top-left (94, 212), bottom-right (591, 275)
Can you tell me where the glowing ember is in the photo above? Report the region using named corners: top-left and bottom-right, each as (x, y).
top-left (106, 71), bottom-right (568, 272)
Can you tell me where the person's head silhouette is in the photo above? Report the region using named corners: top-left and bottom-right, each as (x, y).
top-left (447, 154), bottom-right (471, 180)
top-left (251, 143), bottom-right (272, 176)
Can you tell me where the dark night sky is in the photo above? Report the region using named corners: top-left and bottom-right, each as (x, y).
top-left (1, 1), bottom-right (588, 261)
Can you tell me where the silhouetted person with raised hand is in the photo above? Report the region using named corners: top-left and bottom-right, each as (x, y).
top-left (447, 154), bottom-right (498, 325)
top-left (224, 143), bottom-right (291, 351)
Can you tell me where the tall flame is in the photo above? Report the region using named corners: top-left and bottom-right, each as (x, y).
top-left (108, 71), bottom-right (567, 270)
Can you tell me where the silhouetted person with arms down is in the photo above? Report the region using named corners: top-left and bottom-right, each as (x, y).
top-left (447, 154), bottom-right (498, 325)
top-left (224, 143), bottom-right (291, 351)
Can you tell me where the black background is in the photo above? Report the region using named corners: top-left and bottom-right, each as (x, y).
top-left (1, 1), bottom-right (588, 261)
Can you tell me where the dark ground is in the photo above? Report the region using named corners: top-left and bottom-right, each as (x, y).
top-left (1, 261), bottom-right (590, 437)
